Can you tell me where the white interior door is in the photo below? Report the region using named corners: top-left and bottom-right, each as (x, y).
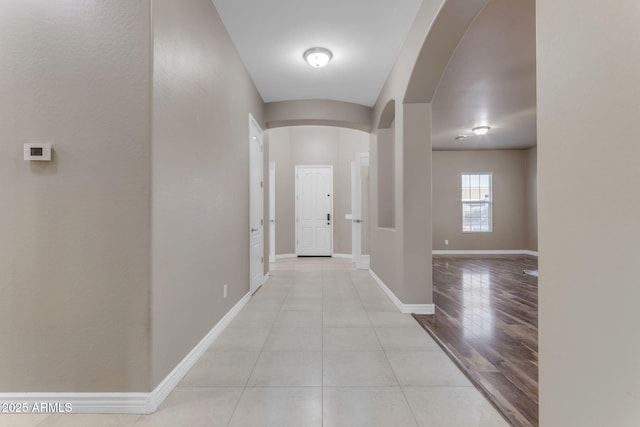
top-left (269, 161), bottom-right (276, 262)
top-left (351, 153), bottom-right (370, 269)
top-left (351, 161), bottom-right (361, 260)
top-left (296, 166), bottom-right (333, 256)
top-left (249, 115), bottom-right (264, 293)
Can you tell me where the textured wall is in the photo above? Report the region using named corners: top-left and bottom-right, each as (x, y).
top-left (151, 0), bottom-right (264, 387)
top-left (537, 0), bottom-right (640, 425)
top-left (377, 127), bottom-right (395, 228)
top-left (0, 0), bottom-right (151, 392)
top-left (369, 122), bottom-right (403, 302)
top-left (368, 0), bottom-right (451, 306)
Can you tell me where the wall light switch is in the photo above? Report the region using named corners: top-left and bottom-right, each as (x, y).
top-left (24, 143), bottom-right (51, 161)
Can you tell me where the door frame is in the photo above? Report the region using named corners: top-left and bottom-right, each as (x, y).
top-left (269, 161), bottom-right (276, 263)
top-left (249, 114), bottom-right (264, 293)
top-left (352, 152), bottom-right (370, 269)
top-left (294, 165), bottom-right (334, 257)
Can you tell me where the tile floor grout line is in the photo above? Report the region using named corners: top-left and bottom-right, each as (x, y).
top-left (226, 271), bottom-right (288, 426)
top-left (225, 385), bottom-right (247, 427)
top-left (379, 334), bottom-right (421, 427)
top-left (362, 272), bottom-right (422, 426)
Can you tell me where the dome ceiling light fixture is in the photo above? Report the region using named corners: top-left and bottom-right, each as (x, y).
top-left (472, 126), bottom-right (491, 136)
top-left (303, 47), bottom-right (333, 68)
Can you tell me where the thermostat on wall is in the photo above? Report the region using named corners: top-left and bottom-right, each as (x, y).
top-left (24, 143), bottom-right (51, 161)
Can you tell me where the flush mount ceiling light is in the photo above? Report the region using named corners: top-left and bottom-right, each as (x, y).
top-left (303, 47), bottom-right (333, 68)
top-left (472, 126), bottom-right (491, 136)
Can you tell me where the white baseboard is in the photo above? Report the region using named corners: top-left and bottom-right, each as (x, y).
top-left (262, 272), bottom-right (270, 285)
top-left (332, 253), bottom-right (352, 259)
top-left (145, 290), bottom-right (251, 413)
top-left (368, 270), bottom-right (435, 315)
top-left (0, 291), bottom-right (252, 414)
top-left (274, 253), bottom-right (297, 260)
top-left (432, 249), bottom-right (538, 257)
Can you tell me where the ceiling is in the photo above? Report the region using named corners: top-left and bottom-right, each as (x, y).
top-left (211, 0), bottom-right (422, 107)
top-left (431, 0), bottom-right (537, 150)
top-left (212, 0), bottom-right (537, 150)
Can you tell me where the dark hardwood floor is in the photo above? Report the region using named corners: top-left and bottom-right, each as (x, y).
top-left (414, 255), bottom-right (538, 427)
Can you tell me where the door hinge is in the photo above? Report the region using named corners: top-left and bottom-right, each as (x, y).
top-left (260, 180), bottom-right (263, 188)
top-left (261, 219), bottom-right (263, 226)
top-left (260, 145), bottom-right (263, 153)
top-left (260, 257), bottom-right (263, 263)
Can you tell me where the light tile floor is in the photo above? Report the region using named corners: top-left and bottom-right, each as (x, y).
top-left (3, 257), bottom-right (507, 427)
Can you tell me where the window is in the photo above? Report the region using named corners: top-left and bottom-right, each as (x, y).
top-left (462, 173), bottom-right (492, 232)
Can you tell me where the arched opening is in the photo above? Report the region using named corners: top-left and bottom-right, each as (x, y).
top-left (265, 125), bottom-right (370, 258)
top-left (404, 1), bottom-right (539, 425)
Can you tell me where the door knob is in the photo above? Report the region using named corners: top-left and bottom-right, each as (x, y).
top-left (251, 228), bottom-right (258, 232)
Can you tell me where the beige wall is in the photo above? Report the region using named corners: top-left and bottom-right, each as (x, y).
top-left (401, 103), bottom-right (433, 304)
top-left (0, 0), bottom-right (265, 395)
top-left (369, 130), bottom-right (403, 296)
top-left (151, 0), bottom-right (264, 387)
top-left (538, 0), bottom-right (640, 425)
top-left (368, 0), bottom-right (457, 306)
top-left (524, 147), bottom-right (537, 251)
top-left (268, 126), bottom-right (369, 255)
top-left (0, 1), bottom-right (151, 392)
top-left (432, 150), bottom-right (530, 251)
top-left (369, 103), bottom-right (434, 305)
top-left (377, 126), bottom-right (396, 228)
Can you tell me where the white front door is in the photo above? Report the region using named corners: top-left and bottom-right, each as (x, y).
top-left (296, 166), bottom-right (333, 256)
top-left (249, 115), bottom-right (264, 293)
top-left (269, 161), bottom-right (276, 262)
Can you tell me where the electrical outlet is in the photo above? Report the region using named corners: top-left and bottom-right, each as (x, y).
top-left (444, 240), bottom-right (449, 245)
top-left (223, 284), bottom-right (228, 299)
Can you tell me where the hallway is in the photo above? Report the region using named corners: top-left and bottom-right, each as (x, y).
top-left (7, 258), bottom-right (507, 426)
